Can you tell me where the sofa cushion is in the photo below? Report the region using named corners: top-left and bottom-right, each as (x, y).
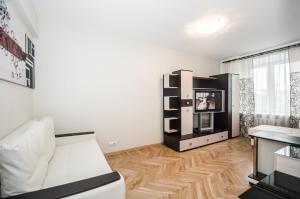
top-left (0, 120), bottom-right (36, 145)
top-left (43, 137), bottom-right (112, 188)
top-left (0, 122), bottom-right (49, 197)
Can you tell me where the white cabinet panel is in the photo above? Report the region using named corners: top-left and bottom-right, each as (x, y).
top-left (258, 139), bottom-right (287, 175)
top-left (275, 155), bottom-right (300, 178)
top-left (231, 74), bottom-right (240, 137)
top-left (181, 107), bottom-right (193, 135)
top-left (180, 71), bottom-right (193, 99)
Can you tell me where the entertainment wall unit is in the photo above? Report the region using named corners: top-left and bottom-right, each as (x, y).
top-left (163, 70), bottom-right (239, 152)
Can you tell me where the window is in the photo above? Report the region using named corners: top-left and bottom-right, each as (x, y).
top-left (253, 51), bottom-right (290, 116)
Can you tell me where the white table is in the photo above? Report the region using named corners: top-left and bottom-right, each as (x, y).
top-left (248, 125), bottom-right (300, 184)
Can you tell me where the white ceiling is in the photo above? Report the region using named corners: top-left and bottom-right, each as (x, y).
top-left (32, 0), bottom-right (300, 60)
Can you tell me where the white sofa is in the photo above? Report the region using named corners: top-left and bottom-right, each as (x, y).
top-left (0, 117), bottom-right (125, 199)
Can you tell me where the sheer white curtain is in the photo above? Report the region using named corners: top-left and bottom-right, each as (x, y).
top-left (289, 46), bottom-right (300, 73)
top-left (221, 59), bottom-right (253, 79)
top-left (221, 50), bottom-right (291, 132)
top-left (252, 51), bottom-right (290, 126)
top-left (221, 59), bottom-right (255, 136)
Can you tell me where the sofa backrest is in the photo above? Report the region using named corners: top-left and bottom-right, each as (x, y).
top-left (0, 117), bottom-right (56, 197)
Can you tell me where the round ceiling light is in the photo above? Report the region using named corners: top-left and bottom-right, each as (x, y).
top-left (186, 16), bottom-right (228, 36)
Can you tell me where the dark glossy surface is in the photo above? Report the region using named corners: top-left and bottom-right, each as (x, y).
top-left (248, 172), bottom-right (267, 181)
top-left (240, 171), bottom-right (300, 199)
top-left (5, 172), bottom-right (121, 199)
top-left (258, 171), bottom-right (300, 199)
top-left (250, 131), bottom-right (300, 146)
top-left (239, 186), bottom-right (286, 199)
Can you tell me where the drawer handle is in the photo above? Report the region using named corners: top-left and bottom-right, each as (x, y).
top-left (206, 139), bottom-right (210, 142)
top-left (189, 143), bottom-right (192, 146)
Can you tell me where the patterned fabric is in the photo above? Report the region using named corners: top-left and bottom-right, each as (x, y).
top-left (290, 72), bottom-right (300, 128)
top-left (289, 116), bottom-right (299, 128)
top-left (254, 114), bottom-right (289, 127)
top-left (239, 78), bottom-right (255, 136)
top-left (240, 113), bottom-right (255, 137)
top-left (240, 78), bottom-right (255, 115)
top-left (290, 146), bottom-right (300, 159)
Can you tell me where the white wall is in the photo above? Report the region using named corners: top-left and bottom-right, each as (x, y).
top-left (34, 22), bottom-right (219, 153)
top-left (0, 81), bottom-right (33, 139)
top-left (0, 1), bottom-right (37, 139)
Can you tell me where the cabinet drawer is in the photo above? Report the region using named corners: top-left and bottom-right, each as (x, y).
top-left (198, 135), bottom-right (214, 145)
top-left (215, 131), bottom-right (228, 142)
top-left (198, 132), bottom-right (228, 146)
top-left (180, 138), bottom-right (199, 151)
top-left (179, 131), bottom-right (229, 151)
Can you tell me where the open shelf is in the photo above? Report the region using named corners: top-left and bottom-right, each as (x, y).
top-left (164, 74), bottom-right (180, 88)
top-left (164, 117), bottom-right (179, 134)
top-left (164, 96), bottom-right (180, 110)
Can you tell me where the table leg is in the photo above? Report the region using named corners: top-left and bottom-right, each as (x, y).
top-left (253, 137), bottom-right (258, 178)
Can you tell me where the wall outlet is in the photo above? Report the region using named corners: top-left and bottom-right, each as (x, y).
top-left (108, 141), bottom-right (117, 147)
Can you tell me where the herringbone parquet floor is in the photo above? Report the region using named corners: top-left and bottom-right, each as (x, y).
top-left (106, 137), bottom-right (252, 199)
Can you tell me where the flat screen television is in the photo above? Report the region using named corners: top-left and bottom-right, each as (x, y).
top-left (194, 90), bottom-right (223, 112)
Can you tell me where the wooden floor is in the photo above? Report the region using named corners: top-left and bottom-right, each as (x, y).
top-left (106, 137), bottom-right (253, 199)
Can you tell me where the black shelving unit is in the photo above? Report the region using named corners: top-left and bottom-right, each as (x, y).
top-left (163, 71), bottom-right (240, 152)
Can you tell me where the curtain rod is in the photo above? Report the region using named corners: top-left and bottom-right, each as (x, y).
top-left (222, 42), bottom-right (300, 63)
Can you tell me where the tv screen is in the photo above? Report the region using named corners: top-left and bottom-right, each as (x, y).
top-left (195, 90), bottom-right (222, 112)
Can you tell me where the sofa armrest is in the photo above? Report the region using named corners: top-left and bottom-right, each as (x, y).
top-left (3, 171), bottom-right (121, 199)
top-left (55, 131), bottom-right (95, 137)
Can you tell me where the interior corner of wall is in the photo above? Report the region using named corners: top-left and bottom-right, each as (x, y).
top-left (10, 0), bottom-right (39, 38)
